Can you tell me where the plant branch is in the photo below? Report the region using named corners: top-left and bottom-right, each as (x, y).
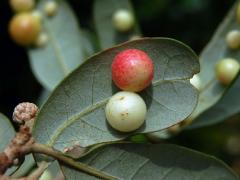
top-left (31, 143), bottom-right (117, 180)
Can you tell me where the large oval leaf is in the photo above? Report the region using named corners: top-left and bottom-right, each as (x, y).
top-left (28, 0), bottom-right (85, 90)
top-left (33, 38), bottom-right (199, 152)
top-left (61, 144), bottom-right (238, 179)
top-left (0, 113), bottom-right (16, 175)
top-left (94, 0), bottom-right (140, 49)
top-left (187, 2), bottom-right (240, 128)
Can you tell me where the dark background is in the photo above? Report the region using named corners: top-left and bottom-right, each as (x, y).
top-left (1, 0), bottom-right (240, 175)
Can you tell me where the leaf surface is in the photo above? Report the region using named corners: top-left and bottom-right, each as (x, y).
top-left (188, 2), bottom-right (240, 129)
top-left (61, 144), bottom-right (238, 179)
top-left (33, 38), bottom-right (199, 153)
top-left (28, 0), bottom-right (85, 90)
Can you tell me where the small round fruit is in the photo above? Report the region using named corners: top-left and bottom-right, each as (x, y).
top-left (215, 58), bottom-right (240, 85)
top-left (112, 49), bottom-right (154, 92)
top-left (225, 30), bottom-right (240, 49)
top-left (112, 9), bottom-right (134, 32)
top-left (32, 10), bottom-right (43, 22)
top-left (10, 0), bottom-right (35, 12)
top-left (105, 91), bottom-right (147, 132)
top-left (146, 130), bottom-right (171, 142)
top-left (190, 74), bottom-right (201, 90)
top-left (168, 124), bottom-right (181, 134)
top-left (44, 1), bottom-right (58, 17)
top-left (35, 32), bottom-right (48, 47)
top-left (9, 13), bottom-right (41, 46)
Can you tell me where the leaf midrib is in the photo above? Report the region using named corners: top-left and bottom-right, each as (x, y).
top-left (47, 77), bottom-right (191, 147)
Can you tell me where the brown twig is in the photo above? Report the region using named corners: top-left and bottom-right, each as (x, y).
top-left (0, 102), bottom-right (117, 180)
top-left (0, 126), bottom-right (34, 174)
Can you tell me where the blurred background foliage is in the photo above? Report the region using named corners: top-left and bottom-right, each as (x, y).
top-left (1, 0), bottom-right (240, 175)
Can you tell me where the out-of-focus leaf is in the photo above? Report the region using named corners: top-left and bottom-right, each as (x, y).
top-left (94, 0), bottom-right (140, 49)
top-left (82, 30), bottom-right (98, 58)
top-left (28, 0), bottom-right (85, 90)
top-left (12, 155), bottom-right (35, 178)
top-left (37, 89), bottom-right (51, 106)
top-left (0, 113), bottom-right (16, 175)
top-left (33, 38), bottom-right (199, 155)
top-left (188, 73), bottom-right (240, 129)
top-left (0, 113), bottom-right (14, 152)
top-left (187, 3), bottom-right (240, 129)
top-left (61, 144), bottom-right (238, 179)
top-left (39, 161), bottom-right (64, 180)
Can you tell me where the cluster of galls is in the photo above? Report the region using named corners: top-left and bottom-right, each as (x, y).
top-left (8, 0), bottom-right (58, 46)
top-left (105, 49), bottom-right (154, 132)
top-left (190, 3), bottom-right (240, 91)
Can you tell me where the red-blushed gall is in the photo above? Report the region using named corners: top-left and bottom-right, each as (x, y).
top-left (112, 49), bottom-right (154, 92)
top-left (9, 13), bottom-right (41, 46)
top-left (225, 30), bottom-right (240, 49)
top-left (215, 58), bottom-right (240, 86)
top-left (10, 0), bottom-right (35, 13)
top-left (105, 91), bottom-right (147, 132)
top-left (44, 1), bottom-right (58, 17)
top-left (112, 9), bottom-right (134, 32)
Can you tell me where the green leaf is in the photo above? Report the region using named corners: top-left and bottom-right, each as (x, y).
top-left (187, 2), bottom-right (240, 127)
top-left (188, 73), bottom-right (240, 129)
top-left (0, 113), bottom-right (15, 152)
top-left (61, 144), bottom-right (238, 179)
top-left (39, 161), bottom-right (63, 179)
top-left (12, 155), bottom-right (35, 178)
top-left (33, 38), bottom-right (199, 153)
top-left (81, 30), bottom-right (98, 58)
top-left (28, 0), bottom-right (85, 90)
top-left (94, 0), bottom-right (140, 49)
top-left (37, 89), bottom-right (51, 106)
top-left (0, 113), bottom-right (16, 175)
top-left (0, 113), bottom-right (36, 177)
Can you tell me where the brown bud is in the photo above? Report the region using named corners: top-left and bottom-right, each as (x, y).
top-left (13, 102), bottom-right (38, 124)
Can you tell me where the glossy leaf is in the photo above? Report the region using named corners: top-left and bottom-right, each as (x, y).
top-left (94, 0), bottom-right (140, 49)
top-left (33, 38), bottom-right (199, 153)
top-left (61, 144), bottom-right (238, 179)
top-left (187, 2), bottom-right (240, 128)
top-left (0, 113), bottom-right (16, 175)
top-left (28, 0), bottom-right (85, 90)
